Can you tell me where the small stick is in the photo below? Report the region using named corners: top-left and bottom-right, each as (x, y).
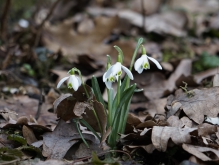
top-left (141, 0), bottom-right (146, 32)
top-left (0, 0), bottom-right (11, 42)
top-left (33, 0), bottom-right (62, 47)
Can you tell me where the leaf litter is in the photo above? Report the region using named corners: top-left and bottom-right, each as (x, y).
top-left (1, 0), bottom-right (219, 164)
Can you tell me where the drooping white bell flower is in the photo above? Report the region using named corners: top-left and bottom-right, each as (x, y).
top-left (103, 62), bottom-right (133, 89)
top-left (57, 74), bottom-right (81, 91)
top-left (103, 72), bottom-right (116, 89)
top-left (134, 54), bottom-right (162, 74)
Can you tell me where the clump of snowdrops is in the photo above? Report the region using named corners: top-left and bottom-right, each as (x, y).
top-left (57, 38), bottom-right (162, 149)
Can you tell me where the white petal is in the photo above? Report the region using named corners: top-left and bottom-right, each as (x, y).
top-left (137, 67), bottom-right (144, 74)
top-left (76, 76), bottom-right (82, 86)
top-left (57, 76), bottom-right (69, 88)
top-left (103, 72), bottom-right (107, 82)
top-left (69, 75), bottom-right (79, 91)
top-left (148, 57), bottom-right (162, 70)
top-left (105, 65), bottom-right (114, 78)
top-left (111, 62), bottom-right (121, 76)
top-left (134, 57), bottom-right (143, 72)
top-left (105, 81), bottom-right (112, 89)
top-left (121, 65), bottom-right (133, 80)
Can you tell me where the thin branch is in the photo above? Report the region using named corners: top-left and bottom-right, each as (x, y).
top-left (0, 0), bottom-right (11, 42)
top-left (141, 0), bottom-right (146, 32)
top-left (33, 0), bottom-right (62, 47)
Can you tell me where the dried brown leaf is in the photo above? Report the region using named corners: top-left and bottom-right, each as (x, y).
top-left (42, 120), bottom-right (98, 159)
top-left (22, 125), bottom-right (38, 145)
top-left (152, 126), bottom-right (197, 151)
top-left (167, 87), bottom-right (219, 124)
top-left (42, 16), bottom-right (118, 63)
top-left (183, 144), bottom-right (219, 162)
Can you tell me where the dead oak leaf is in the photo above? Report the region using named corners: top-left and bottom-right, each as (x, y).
top-left (183, 144), bottom-right (219, 162)
top-left (167, 87), bottom-right (219, 124)
top-left (42, 120), bottom-right (98, 159)
top-left (152, 126), bottom-right (197, 152)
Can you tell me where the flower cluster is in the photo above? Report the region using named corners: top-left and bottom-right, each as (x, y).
top-left (103, 46), bottom-right (162, 89)
top-left (57, 46), bottom-right (162, 90)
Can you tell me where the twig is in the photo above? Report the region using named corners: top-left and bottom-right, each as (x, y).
top-left (2, 52), bottom-right (12, 70)
top-left (35, 88), bottom-right (43, 120)
top-left (33, 0), bottom-right (62, 47)
top-left (141, 0), bottom-right (146, 32)
top-left (0, 0), bottom-right (11, 42)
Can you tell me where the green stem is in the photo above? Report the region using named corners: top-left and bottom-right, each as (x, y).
top-left (125, 38), bottom-right (144, 89)
top-left (74, 68), bottom-right (89, 99)
top-left (91, 107), bottom-right (102, 134)
top-left (129, 38), bottom-right (144, 72)
top-left (116, 76), bottom-right (121, 106)
top-left (107, 89), bottom-right (111, 127)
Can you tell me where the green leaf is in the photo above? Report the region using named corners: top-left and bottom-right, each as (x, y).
top-left (193, 52), bottom-right (219, 73)
top-left (0, 147), bottom-right (23, 162)
top-left (80, 119), bottom-right (101, 140)
top-left (7, 134), bottom-right (27, 145)
top-left (19, 145), bottom-right (42, 157)
top-left (91, 76), bottom-right (106, 109)
top-left (75, 120), bottom-right (89, 148)
top-left (111, 84), bottom-right (136, 127)
top-left (108, 84), bottom-right (136, 148)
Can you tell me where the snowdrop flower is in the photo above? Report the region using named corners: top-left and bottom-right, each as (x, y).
top-left (103, 62), bottom-right (133, 89)
top-left (134, 54), bottom-right (162, 74)
top-left (57, 70), bottom-right (81, 91)
top-left (103, 72), bottom-right (116, 89)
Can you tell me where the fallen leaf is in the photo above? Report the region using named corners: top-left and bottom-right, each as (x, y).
top-left (183, 144), bottom-right (219, 162)
top-left (42, 120), bottom-right (99, 159)
top-left (42, 16), bottom-right (118, 63)
top-left (167, 116), bottom-right (193, 128)
top-left (170, 0), bottom-right (219, 14)
top-left (118, 10), bottom-right (187, 37)
top-left (152, 126), bottom-right (197, 151)
top-left (22, 125), bottom-right (38, 145)
top-left (166, 87), bottom-right (219, 124)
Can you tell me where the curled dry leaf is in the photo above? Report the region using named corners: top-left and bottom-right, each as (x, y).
top-left (166, 87), bottom-right (219, 124)
top-left (198, 123), bottom-right (217, 137)
top-left (54, 93), bottom-right (77, 121)
top-left (152, 126), bottom-right (197, 152)
top-left (183, 144), bottom-right (219, 162)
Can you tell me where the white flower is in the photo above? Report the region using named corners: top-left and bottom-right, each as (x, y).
top-left (134, 54), bottom-right (162, 74)
top-left (103, 72), bottom-right (115, 89)
top-left (57, 75), bottom-right (81, 91)
top-left (103, 62), bottom-right (133, 89)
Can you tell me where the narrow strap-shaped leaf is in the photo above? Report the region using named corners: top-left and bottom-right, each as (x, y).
top-left (111, 84), bottom-right (136, 127)
top-left (91, 76), bottom-right (106, 109)
top-left (75, 120), bottom-right (90, 148)
top-left (80, 119), bottom-right (101, 141)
